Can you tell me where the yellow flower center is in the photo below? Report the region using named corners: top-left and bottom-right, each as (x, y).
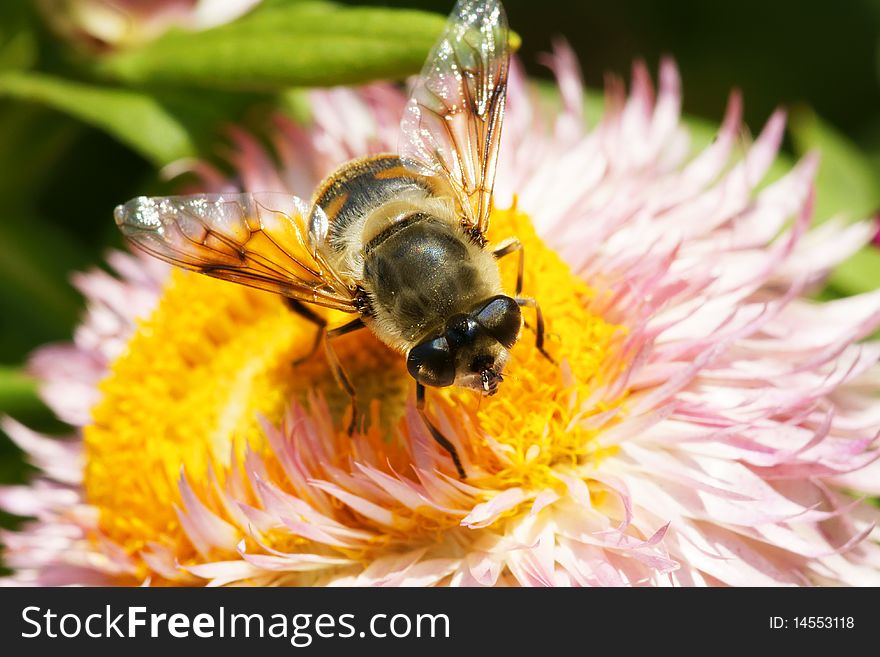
top-left (84, 206), bottom-right (625, 573)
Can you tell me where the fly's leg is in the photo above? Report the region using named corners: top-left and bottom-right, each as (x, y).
top-left (324, 317), bottom-right (366, 435)
top-left (492, 240), bottom-right (555, 364)
top-left (416, 383), bottom-right (466, 479)
top-left (492, 237), bottom-right (525, 296)
top-left (284, 298), bottom-right (368, 435)
top-left (283, 297), bottom-right (326, 365)
top-left (515, 297), bottom-right (555, 364)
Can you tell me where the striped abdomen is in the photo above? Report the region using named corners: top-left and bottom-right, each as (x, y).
top-left (312, 154), bottom-right (449, 256)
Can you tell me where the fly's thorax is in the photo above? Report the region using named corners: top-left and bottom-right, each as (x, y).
top-left (360, 213), bottom-right (504, 353)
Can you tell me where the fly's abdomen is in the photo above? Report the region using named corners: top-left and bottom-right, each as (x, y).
top-left (312, 154), bottom-right (448, 254)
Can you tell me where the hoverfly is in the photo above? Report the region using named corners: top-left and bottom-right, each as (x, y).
top-left (114, 0), bottom-right (550, 478)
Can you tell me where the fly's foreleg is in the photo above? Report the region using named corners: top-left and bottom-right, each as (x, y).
top-left (492, 240), bottom-right (555, 364)
top-left (416, 383), bottom-right (466, 479)
top-left (515, 297), bottom-right (555, 364)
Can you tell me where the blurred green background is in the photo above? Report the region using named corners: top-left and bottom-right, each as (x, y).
top-left (1, 0), bottom-right (879, 525)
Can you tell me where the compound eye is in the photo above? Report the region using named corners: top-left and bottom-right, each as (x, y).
top-left (474, 295), bottom-right (521, 348)
top-left (407, 337), bottom-right (456, 387)
top-left (445, 314), bottom-right (478, 349)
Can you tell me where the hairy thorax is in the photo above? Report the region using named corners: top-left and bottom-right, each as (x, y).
top-left (363, 215), bottom-right (502, 349)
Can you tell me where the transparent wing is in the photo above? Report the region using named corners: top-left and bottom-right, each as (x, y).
top-left (114, 192), bottom-right (359, 312)
top-left (400, 0), bottom-right (509, 236)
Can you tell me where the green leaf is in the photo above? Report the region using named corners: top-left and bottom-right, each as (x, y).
top-left (0, 101), bottom-right (82, 201)
top-left (790, 106), bottom-right (880, 223)
top-left (0, 71), bottom-right (199, 167)
top-left (93, 1), bottom-right (448, 90)
top-left (0, 2), bottom-right (37, 72)
top-left (0, 365), bottom-right (44, 489)
top-left (826, 247), bottom-right (880, 296)
top-left (0, 101), bottom-right (88, 357)
top-left (0, 209), bottom-right (85, 347)
top-left (0, 367), bottom-right (41, 418)
top-left (789, 108), bottom-right (880, 295)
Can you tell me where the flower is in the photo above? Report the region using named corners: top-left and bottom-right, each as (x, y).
top-left (37, 0), bottom-right (262, 51)
top-left (4, 43), bottom-right (880, 586)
